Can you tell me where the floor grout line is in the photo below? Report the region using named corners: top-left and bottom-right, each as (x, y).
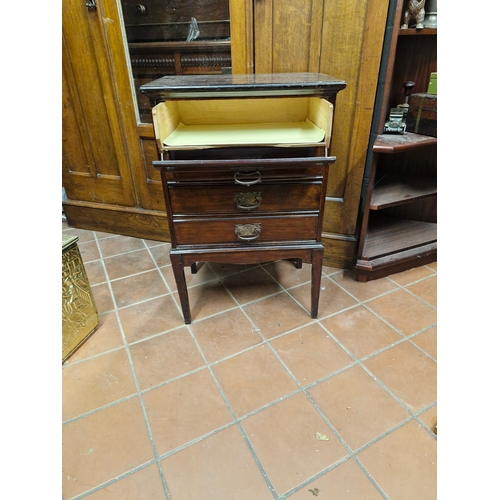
top-left (357, 360), bottom-right (435, 423)
top-left (105, 250), bottom-right (281, 497)
top-left (183, 320), bottom-right (281, 499)
top-left (218, 279), bottom-right (359, 498)
top-left (408, 335), bottom-right (438, 363)
top-left (177, 262), bottom-right (318, 498)
top-left (66, 459), bottom-right (159, 500)
top-left (93, 233), bottom-right (171, 500)
top-left (403, 286), bottom-right (437, 311)
top-left (360, 300), bottom-right (437, 343)
top-left (64, 311), bottom-right (435, 424)
top-left (114, 291), bottom-right (173, 310)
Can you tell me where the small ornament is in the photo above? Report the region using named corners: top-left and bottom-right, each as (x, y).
top-left (423, 0), bottom-right (437, 28)
top-left (401, 0), bottom-right (426, 30)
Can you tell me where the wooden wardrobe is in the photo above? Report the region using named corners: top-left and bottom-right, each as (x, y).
top-left (62, 0), bottom-right (391, 268)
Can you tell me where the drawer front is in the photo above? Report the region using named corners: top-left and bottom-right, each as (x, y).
top-left (173, 215), bottom-right (319, 245)
top-left (154, 157), bottom-right (334, 184)
top-left (164, 165), bottom-right (326, 184)
top-left (169, 182), bottom-right (322, 214)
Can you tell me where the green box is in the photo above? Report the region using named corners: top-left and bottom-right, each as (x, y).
top-left (427, 72), bottom-right (437, 95)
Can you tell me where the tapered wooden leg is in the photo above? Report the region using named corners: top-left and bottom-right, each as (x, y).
top-left (170, 254), bottom-right (192, 324)
top-left (310, 248), bottom-right (324, 319)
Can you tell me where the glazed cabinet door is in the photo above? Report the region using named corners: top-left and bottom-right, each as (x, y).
top-left (62, 0), bottom-right (238, 240)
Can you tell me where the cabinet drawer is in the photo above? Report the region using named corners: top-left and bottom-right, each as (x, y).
top-left (164, 166), bottom-right (325, 184)
top-left (151, 97), bottom-right (334, 152)
top-left (154, 157), bottom-right (334, 184)
top-left (169, 182), bottom-right (322, 214)
top-left (173, 215), bottom-right (319, 245)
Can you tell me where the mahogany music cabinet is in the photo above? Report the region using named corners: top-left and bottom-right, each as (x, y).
top-left (140, 73), bottom-right (346, 324)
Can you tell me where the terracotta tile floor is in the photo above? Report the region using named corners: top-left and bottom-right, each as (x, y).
top-left (62, 222), bottom-right (437, 500)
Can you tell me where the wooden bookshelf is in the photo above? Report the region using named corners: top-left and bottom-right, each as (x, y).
top-left (354, 0), bottom-right (437, 282)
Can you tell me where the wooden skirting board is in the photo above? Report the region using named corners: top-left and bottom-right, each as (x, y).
top-left (63, 201), bottom-right (170, 242)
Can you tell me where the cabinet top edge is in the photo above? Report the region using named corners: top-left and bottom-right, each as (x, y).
top-left (140, 73), bottom-right (347, 99)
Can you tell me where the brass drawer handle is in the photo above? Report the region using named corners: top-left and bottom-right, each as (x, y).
top-left (233, 192), bottom-right (262, 210)
top-left (234, 223), bottom-right (261, 241)
top-left (234, 170), bottom-right (261, 185)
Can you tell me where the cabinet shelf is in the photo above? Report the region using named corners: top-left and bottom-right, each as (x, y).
top-left (398, 28), bottom-right (437, 36)
top-left (128, 40), bottom-right (231, 51)
top-left (370, 177), bottom-right (436, 210)
top-left (373, 133), bottom-right (437, 154)
top-left (361, 217), bottom-right (437, 260)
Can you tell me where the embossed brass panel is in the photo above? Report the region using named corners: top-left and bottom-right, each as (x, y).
top-left (62, 235), bottom-right (99, 362)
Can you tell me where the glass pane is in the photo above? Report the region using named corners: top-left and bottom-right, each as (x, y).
top-left (120, 0), bottom-right (232, 123)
